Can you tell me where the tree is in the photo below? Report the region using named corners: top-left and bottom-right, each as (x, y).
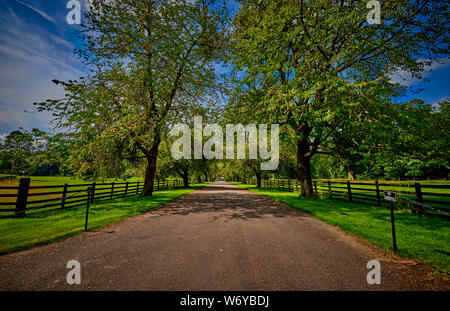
top-left (315, 99), bottom-right (450, 180)
top-left (36, 0), bottom-right (227, 195)
top-left (0, 129), bottom-right (35, 175)
top-left (231, 0), bottom-right (448, 196)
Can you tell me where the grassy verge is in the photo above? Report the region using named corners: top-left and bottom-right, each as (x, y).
top-left (0, 183), bottom-right (206, 255)
top-left (234, 183), bottom-right (450, 276)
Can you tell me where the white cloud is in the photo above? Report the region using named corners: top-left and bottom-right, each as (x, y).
top-left (430, 96), bottom-right (449, 108)
top-left (389, 58), bottom-right (450, 86)
top-left (0, 2), bottom-right (85, 133)
top-left (49, 34), bottom-right (74, 49)
top-left (14, 0), bottom-right (56, 23)
top-left (0, 133), bottom-right (7, 144)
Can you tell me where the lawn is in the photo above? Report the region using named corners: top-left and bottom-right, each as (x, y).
top-left (0, 183), bottom-right (207, 255)
top-left (315, 180), bottom-right (450, 212)
top-left (235, 182), bottom-right (450, 276)
top-left (0, 176), bottom-right (184, 215)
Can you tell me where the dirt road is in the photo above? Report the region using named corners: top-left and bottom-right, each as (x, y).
top-left (0, 182), bottom-right (447, 290)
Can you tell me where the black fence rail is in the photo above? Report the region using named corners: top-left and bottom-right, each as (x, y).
top-left (0, 178), bottom-right (184, 218)
top-left (245, 178), bottom-right (450, 219)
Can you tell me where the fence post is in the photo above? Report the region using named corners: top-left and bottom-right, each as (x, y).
top-left (390, 201), bottom-right (398, 252)
top-left (85, 187), bottom-right (93, 231)
top-left (375, 180), bottom-right (381, 206)
top-left (15, 177), bottom-right (30, 217)
top-left (328, 180), bottom-right (332, 199)
top-left (157, 179), bottom-right (160, 191)
top-left (347, 181), bottom-right (352, 201)
top-left (91, 182), bottom-right (96, 203)
top-left (414, 182), bottom-right (424, 215)
top-left (61, 184), bottom-right (68, 209)
top-left (314, 181), bottom-right (318, 196)
top-left (110, 182), bottom-right (115, 199)
top-left (288, 180), bottom-right (291, 192)
top-left (125, 181), bottom-right (129, 197)
top-left (136, 181), bottom-right (139, 194)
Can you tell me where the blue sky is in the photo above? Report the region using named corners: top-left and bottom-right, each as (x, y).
top-left (0, 0), bottom-right (448, 137)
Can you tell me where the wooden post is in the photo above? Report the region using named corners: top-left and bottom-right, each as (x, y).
top-left (347, 181), bottom-right (352, 201)
top-left (15, 178), bottom-right (30, 217)
top-left (328, 180), bottom-right (332, 199)
top-left (125, 181), bottom-right (129, 197)
top-left (390, 201), bottom-right (397, 252)
top-left (110, 182), bottom-right (115, 199)
top-left (136, 181), bottom-right (139, 194)
top-left (375, 180), bottom-right (381, 206)
top-left (314, 181), bottom-right (318, 196)
top-left (288, 179), bottom-right (291, 192)
top-left (91, 182), bottom-right (96, 203)
top-left (414, 182), bottom-right (424, 215)
top-left (85, 187), bottom-right (93, 231)
top-left (157, 179), bottom-right (160, 191)
top-left (61, 184), bottom-right (68, 209)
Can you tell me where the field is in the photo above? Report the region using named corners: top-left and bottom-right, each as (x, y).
top-left (253, 178), bottom-right (450, 217)
top-left (0, 176), bottom-right (182, 216)
top-left (0, 180), bottom-right (207, 255)
top-left (235, 182), bottom-right (450, 276)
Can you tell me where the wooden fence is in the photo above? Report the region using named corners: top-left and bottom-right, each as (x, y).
top-left (0, 178), bottom-right (184, 218)
top-left (246, 178), bottom-right (450, 219)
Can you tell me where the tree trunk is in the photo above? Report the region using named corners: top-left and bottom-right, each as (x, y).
top-left (141, 142), bottom-right (160, 196)
top-left (183, 171), bottom-right (189, 188)
top-left (256, 171), bottom-right (262, 188)
top-left (297, 140), bottom-right (314, 197)
top-left (348, 171), bottom-right (355, 180)
top-left (197, 176), bottom-right (202, 183)
top-left (10, 156), bottom-right (16, 175)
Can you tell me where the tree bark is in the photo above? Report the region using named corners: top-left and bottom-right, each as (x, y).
top-left (141, 142), bottom-right (160, 196)
top-left (348, 171), bottom-right (355, 180)
top-left (182, 171), bottom-right (189, 188)
top-left (255, 171), bottom-right (262, 188)
top-left (297, 153), bottom-right (314, 197)
top-left (10, 156), bottom-right (16, 175)
top-left (297, 133), bottom-right (315, 197)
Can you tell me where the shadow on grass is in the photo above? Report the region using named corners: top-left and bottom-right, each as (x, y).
top-left (235, 183), bottom-right (449, 275)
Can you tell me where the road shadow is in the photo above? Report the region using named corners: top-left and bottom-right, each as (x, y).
top-left (147, 182), bottom-right (311, 221)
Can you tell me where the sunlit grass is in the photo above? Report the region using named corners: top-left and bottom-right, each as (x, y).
top-left (0, 183), bottom-right (206, 255)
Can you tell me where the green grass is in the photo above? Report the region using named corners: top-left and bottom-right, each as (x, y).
top-left (235, 182), bottom-right (450, 276)
top-left (0, 176), bottom-right (185, 215)
top-left (0, 183), bottom-right (207, 255)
